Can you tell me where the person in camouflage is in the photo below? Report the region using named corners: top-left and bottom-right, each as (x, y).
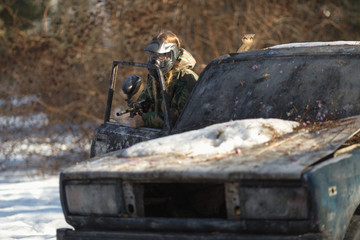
top-left (131, 30), bottom-right (198, 129)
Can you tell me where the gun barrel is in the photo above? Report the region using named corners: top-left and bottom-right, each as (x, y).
top-left (116, 109), bottom-right (129, 116)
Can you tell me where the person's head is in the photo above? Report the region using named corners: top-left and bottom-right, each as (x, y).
top-left (144, 30), bottom-right (181, 77)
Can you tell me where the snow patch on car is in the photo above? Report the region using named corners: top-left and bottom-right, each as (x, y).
top-left (120, 118), bottom-right (299, 157)
top-left (269, 41), bottom-right (360, 49)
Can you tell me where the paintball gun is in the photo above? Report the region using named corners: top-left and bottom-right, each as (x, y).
top-left (116, 99), bottom-right (150, 117)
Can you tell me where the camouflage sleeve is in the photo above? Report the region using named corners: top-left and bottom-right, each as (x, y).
top-left (142, 111), bottom-right (164, 129)
top-left (137, 77), bottom-right (164, 129)
top-left (170, 71), bottom-right (198, 120)
top-left (140, 71), bottom-right (198, 129)
top-left (136, 77), bottom-right (153, 113)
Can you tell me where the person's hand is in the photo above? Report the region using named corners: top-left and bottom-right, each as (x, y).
top-left (126, 114), bottom-right (145, 128)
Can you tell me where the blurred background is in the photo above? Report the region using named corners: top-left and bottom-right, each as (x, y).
top-left (1, 0), bottom-right (360, 173)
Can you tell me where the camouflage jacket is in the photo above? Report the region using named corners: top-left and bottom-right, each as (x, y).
top-left (137, 48), bottom-right (198, 129)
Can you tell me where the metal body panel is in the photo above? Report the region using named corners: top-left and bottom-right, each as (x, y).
top-left (58, 43), bottom-right (360, 240)
top-left (174, 45), bottom-right (360, 132)
top-left (57, 228), bottom-right (325, 240)
top-left (58, 217), bottom-right (315, 235)
top-left (303, 148), bottom-right (360, 240)
top-left (90, 123), bottom-right (163, 157)
top-left (69, 116), bottom-right (360, 181)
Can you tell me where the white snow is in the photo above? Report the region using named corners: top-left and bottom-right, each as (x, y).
top-left (269, 41), bottom-right (360, 49)
top-left (0, 171), bottom-right (72, 240)
top-left (0, 113), bottom-right (49, 130)
top-left (0, 95), bottom-right (38, 108)
top-left (0, 96), bottom-right (79, 239)
top-left (121, 118), bottom-right (299, 157)
top-left (0, 95), bottom-right (92, 170)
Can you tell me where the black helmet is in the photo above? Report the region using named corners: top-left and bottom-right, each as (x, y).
top-left (144, 40), bottom-right (179, 77)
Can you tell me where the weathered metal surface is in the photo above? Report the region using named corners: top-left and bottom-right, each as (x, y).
top-left (225, 182), bottom-right (241, 220)
top-left (59, 43), bottom-right (360, 240)
top-left (174, 45), bottom-right (360, 132)
top-left (57, 228), bottom-right (322, 240)
top-left (67, 115), bottom-right (360, 181)
top-left (303, 148), bottom-right (360, 240)
top-left (90, 122), bottom-right (163, 157)
top-left (60, 215), bottom-right (314, 235)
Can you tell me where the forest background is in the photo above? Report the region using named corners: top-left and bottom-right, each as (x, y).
top-left (1, 0), bottom-right (360, 172)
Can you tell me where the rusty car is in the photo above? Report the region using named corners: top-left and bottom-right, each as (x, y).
top-left (57, 41), bottom-right (360, 240)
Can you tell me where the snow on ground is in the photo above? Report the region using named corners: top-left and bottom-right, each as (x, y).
top-left (0, 113), bottom-right (49, 131)
top-left (0, 96), bottom-right (83, 239)
top-left (0, 113), bottom-right (91, 170)
top-left (0, 171), bottom-right (72, 240)
top-left (121, 118), bottom-right (299, 157)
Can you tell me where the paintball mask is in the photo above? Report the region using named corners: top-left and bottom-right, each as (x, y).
top-left (144, 40), bottom-right (179, 77)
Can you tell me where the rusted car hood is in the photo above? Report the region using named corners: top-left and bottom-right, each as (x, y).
top-left (63, 115), bottom-right (360, 181)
